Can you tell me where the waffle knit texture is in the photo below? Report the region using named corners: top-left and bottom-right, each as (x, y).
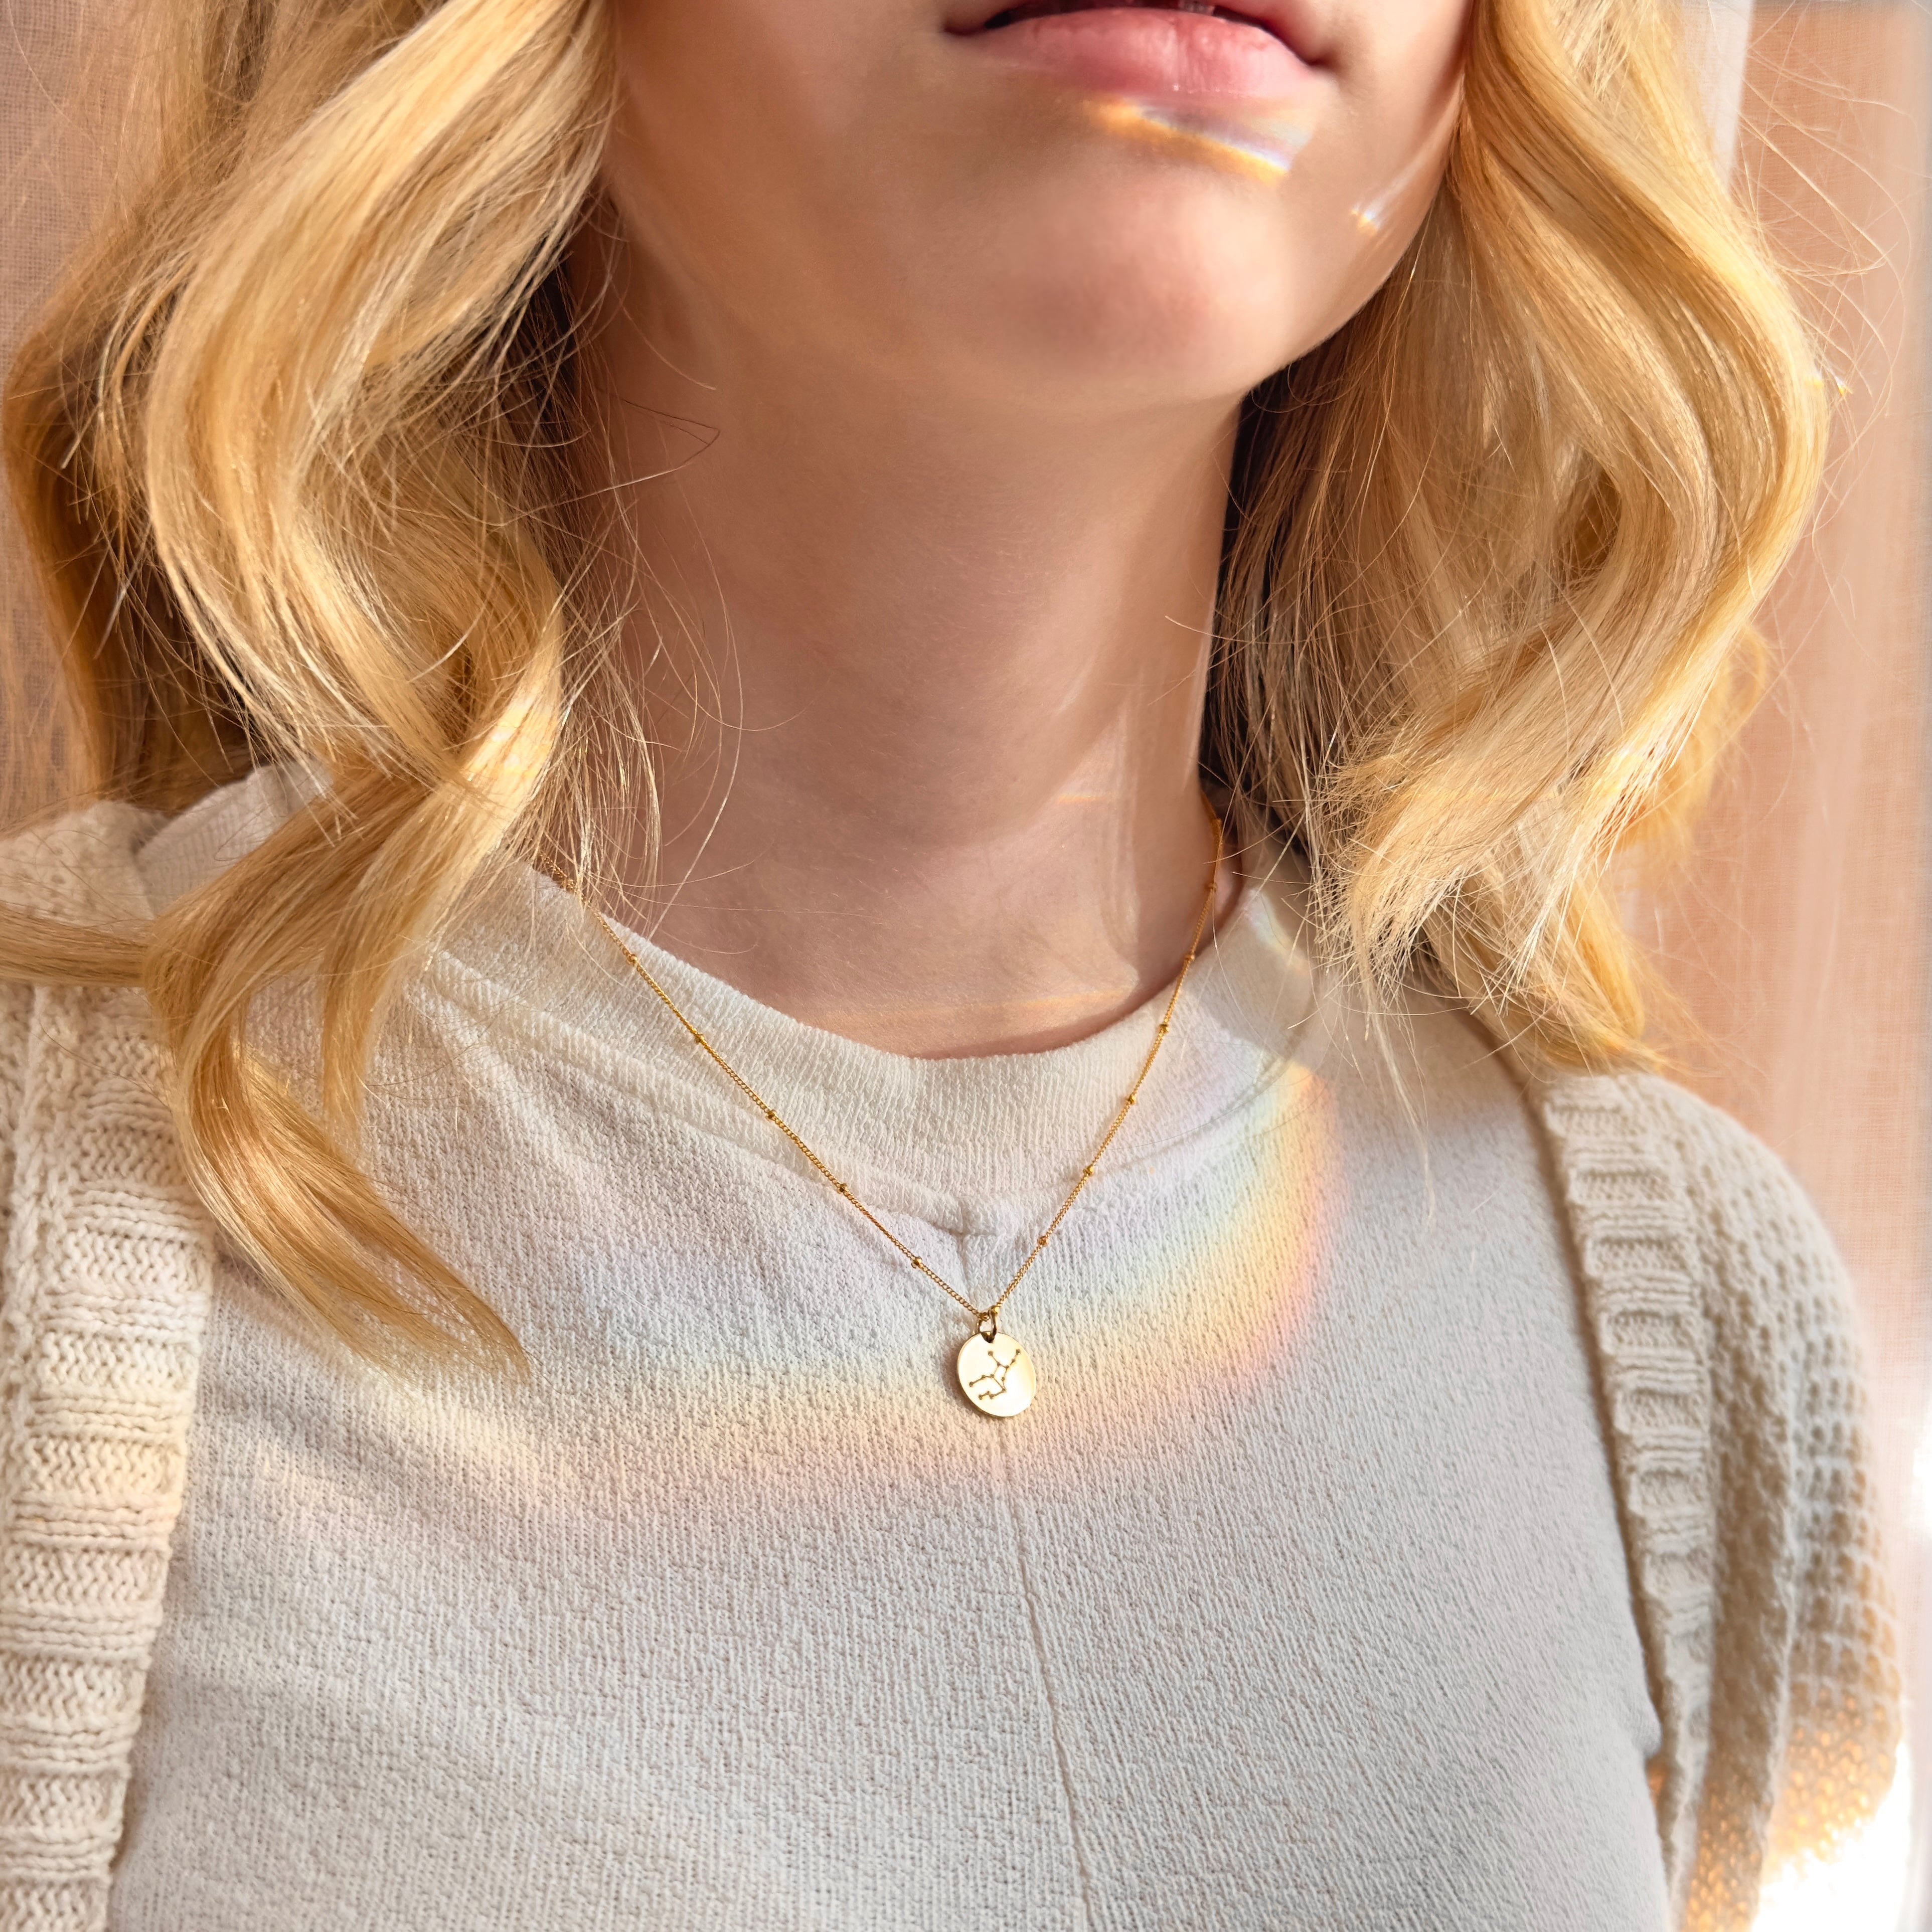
top-left (0, 798), bottom-right (1902, 1932)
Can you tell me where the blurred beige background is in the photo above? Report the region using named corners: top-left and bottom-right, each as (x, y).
top-left (1, 0), bottom-right (139, 827)
top-left (1645, 0), bottom-right (1932, 1678)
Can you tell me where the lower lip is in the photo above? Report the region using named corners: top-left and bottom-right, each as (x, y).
top-left (965, 10), bottom-right (1313, 102)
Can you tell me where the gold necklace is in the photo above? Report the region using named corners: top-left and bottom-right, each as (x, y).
top-left (580, 811), bottom-right (1223, 1418)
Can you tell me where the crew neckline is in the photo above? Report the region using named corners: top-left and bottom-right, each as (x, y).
top-left (436, 857), bottom-right (1328, 1206)
top-left (137, 764), bottom-right (1334, 1209)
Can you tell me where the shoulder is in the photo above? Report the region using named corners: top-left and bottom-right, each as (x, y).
top-left (0, 797), bottom-right (164, 926)
top-left (1542, 1068), bottom-right (1899, 1907)
top-left (1584, 1071), bottom-right (1872, 1489)
top-left (0, 792), bottom-right (178, 1151)
top-left (1540, 1067), bottom-right (1850, 1330)
top-left (0, 764), bottom-right (318, 937)
top-left (0, 769), bottom-right (331, 1192)
top-left (1540, 1067), bottom-right (1870, 1474)
top-left (1631, 1073), bottom-right (1839, 1284)
top-left (0, 800), bottom-right (166, 1094)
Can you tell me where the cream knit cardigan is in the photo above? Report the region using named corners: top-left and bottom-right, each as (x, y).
top-left (0, 805), bottom-right (1902, 1932)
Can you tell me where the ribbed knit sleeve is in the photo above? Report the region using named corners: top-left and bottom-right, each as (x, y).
top-left (1656, 1077), bottom-right (1902, 1929)
top-left (1539, 1074), bottom-right (1717, 1919)
top-left (0, 981), bottom-right (28, 1322)
top-left (0, 806), bottom-right (215, 1932)
top-left (1543, 1070), bottom-right (1902, 1931)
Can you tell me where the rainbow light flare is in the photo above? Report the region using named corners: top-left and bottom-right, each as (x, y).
top-left (1083, 93), bottom-right (1317, 184)
top-left (344, 1061), bottom-right (1341, 1523)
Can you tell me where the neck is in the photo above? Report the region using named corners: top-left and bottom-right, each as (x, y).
top-left (586, 275), bottom-right (1241, 1057)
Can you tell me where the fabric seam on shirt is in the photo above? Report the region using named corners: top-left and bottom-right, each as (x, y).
top-left (998, 1427), bottom-right (1097, 1926)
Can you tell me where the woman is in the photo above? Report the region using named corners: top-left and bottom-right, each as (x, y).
top-left (0, 0), bottom-right (1900, 1926)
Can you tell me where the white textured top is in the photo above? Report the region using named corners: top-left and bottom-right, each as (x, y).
top-left (101, 770), bottom-right (1672, 1929)
top-left (0, 778), bottom-right (1899, 1932)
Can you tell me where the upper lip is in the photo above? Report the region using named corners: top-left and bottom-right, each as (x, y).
top-left (947, 3), bottom-right (1329, 69)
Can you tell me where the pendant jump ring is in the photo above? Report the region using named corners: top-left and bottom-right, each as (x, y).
top-left (978, 1311), bottom-right (998, 1341)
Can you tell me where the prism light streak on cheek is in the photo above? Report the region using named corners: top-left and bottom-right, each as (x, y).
top-left (1075, 71), bottom-right (1461, 210)
top-left (1082, 93), bottom-right (1318, 180)
top-left (1348, 77), bottom-right (1463, 234)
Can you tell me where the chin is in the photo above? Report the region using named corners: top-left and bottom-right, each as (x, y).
top-left (937, 189), bottom-right (1314, 414)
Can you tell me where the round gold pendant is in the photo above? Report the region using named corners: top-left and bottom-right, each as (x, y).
top-left (956, 1327), bottom-right (1037, 1418)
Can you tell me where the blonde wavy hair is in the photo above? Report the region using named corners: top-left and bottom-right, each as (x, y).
top-left (2, 0), bottom-right (1823, 1361)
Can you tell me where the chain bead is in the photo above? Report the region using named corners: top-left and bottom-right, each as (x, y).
top-left (578, 807), bottom-right (1223, 1327)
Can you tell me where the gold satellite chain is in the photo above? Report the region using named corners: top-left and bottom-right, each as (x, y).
top-left (575, 805), bottom-right (1223, 1411)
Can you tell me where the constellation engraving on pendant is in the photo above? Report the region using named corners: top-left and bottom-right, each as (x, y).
top-left (956, 1330), bottom-right (1037, 1418)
